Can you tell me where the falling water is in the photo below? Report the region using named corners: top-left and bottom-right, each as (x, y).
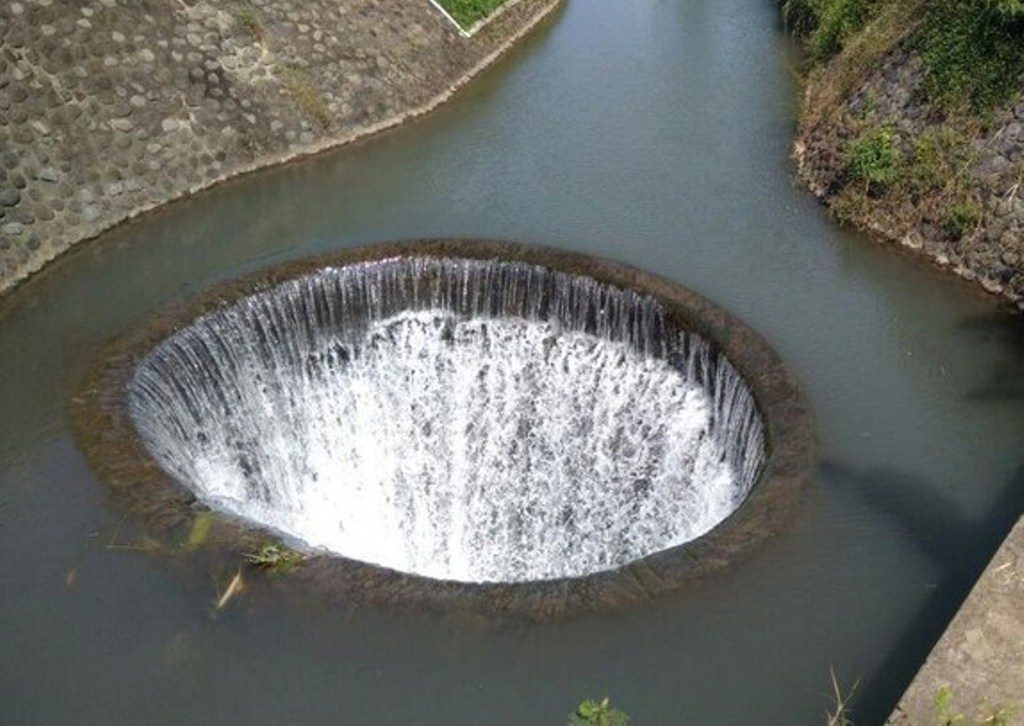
top-left (128, 257), bottom-right (765, 583)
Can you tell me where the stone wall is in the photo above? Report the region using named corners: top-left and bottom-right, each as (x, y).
top-left (795, 45), bottom-right (1024, 310)
top-left (0, 0), bottom-right (562, 294)
top-left (891, 517), bottom-right (1024, 724)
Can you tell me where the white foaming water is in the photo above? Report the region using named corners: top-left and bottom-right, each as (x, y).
top-left (129, 258), bottom-right (765, 583)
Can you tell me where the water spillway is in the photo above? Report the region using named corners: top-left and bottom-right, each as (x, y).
top-left (126, 253), bottom-right (767, 584)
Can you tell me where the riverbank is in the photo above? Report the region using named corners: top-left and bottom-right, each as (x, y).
top-left (0, 0), bottom-right (561, 295)
top-left (788, 0), bottom-right (1024, 311)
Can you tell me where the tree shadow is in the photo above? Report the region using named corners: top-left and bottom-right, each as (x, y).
top-left (819, 459), bottom-right (1024, 724)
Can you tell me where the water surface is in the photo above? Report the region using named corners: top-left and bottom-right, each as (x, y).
top-left (2, 0), bottom-right (1023, 722)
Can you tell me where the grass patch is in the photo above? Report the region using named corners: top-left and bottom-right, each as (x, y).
top-left (279, 65), bottom-right (331, 128)
top-left (788, 0), bottom-right (1024, 114)
top-left (834, 121), bottom-right (983, 240)
top-left (942, 200), bottom-right (982, 239)
top-left (894, 126), bottom-right (979, 214)
top-left (435, 0), bottom-right (508, 31)
top-left (917, 0), bottom-right (1024, 112)
top-left (236, 6), bottom-right (264, 42)
top-left (845, 125), bottom-right (898, 189)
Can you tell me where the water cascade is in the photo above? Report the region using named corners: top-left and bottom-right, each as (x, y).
top-left (128, 257), bottom-right (765, 583)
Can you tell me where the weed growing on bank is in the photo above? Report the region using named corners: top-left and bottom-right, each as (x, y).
top-left (845, 126), bottom-right (898, 189)
top-left (279, 65), bottom-right (331, 128)
top-left (236, 6), bottom-right (264, 42)
top-left (838, 123), bottom-right (983, 239)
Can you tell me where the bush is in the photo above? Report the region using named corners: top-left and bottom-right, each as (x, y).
top-left (845, 126), bottom-right (899, 187)
top-left (917, 0), bottom-right (1024, 111)
top-left (943, 201), bottom-right (981, 239)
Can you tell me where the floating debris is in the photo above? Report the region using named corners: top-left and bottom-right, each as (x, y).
top-left (214, 570), bottom-right (244, 611)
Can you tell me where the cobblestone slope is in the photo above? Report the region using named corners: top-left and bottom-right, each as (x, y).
top-left (0, 0), bottom-right (561, 293)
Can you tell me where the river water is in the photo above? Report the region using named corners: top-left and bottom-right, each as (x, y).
top-left (1, 0), bottom-right (1022, 722)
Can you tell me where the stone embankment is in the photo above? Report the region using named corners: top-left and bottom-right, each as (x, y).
top-left (795, 46), bottom-right (1024, 310)
top-left (0, 0), bottom-right (562, 294)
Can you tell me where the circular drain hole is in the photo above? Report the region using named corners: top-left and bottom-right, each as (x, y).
top-left (77, 241), bottom-right (812, 614)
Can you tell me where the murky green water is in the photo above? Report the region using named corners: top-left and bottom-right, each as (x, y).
top-left (1, 0), bottom-right (1022, 723)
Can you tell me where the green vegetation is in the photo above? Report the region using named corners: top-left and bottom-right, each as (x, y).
top-left (244, 542), bottom-right (304, 575)
top-left (782, 0), bottom-right (881, 59)
top-left (279, 65), bottom-right (331, 128)
top-left (943, 201), bottom-right (982, 239)
top-left (903, 130), bottom-right (969, 197)
top-left (786, 0), bottom-right (1024, 111)
top-left (844, 126), bottom-right (898, 189)
top-left (436, 0), bottom-right (507, 31)
top-left (568, 698), bottom-right (629, 726)
top-left (934, 685), bottom-right (1018, 725)
top-left (793, 0), bottom-right (1016, 241)
top-left (904, 128), bottom-right (981, 224)
top-left (917, 0), bottom-right (1024, 112)
top-left (796, 0), bottom-right (922, 126)
top-left (836, 122), bottom-right (983, 239)
top-left (236, 6), bottom-right (264, 42)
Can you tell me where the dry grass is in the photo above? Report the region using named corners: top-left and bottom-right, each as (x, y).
top-left (279, 65), bottom-right (331, 128)
top-left (826, 668), bottom-right (859, 726)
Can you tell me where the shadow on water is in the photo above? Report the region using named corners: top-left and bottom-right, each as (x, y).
top-left (821, 458), bottom-right (1024, 723)
top-left (959, 312), bottom-right (1024, 402)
